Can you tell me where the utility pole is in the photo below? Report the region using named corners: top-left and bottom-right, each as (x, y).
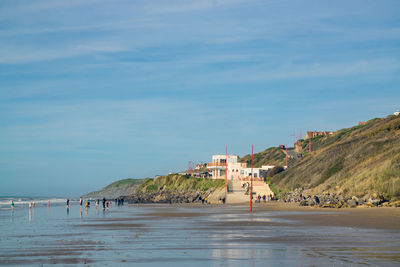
top-left (291, 130), bottom-right (296, 148)
top-left (225, 145), bottom-right (228, 194)
top-left (250, 145), bottom-right (253, 213)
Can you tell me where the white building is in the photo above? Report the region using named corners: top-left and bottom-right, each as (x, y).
top-left (207, 155), bottom-right (242, 179)
top-left (395, 110), bottom-right (400, 116)
top-left (207, 155), bottom-right (278, 180)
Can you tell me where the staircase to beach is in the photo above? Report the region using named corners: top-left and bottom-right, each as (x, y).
top-left (226, 180), bottom-right (274, 204)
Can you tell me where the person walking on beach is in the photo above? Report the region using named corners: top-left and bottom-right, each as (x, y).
top-left (11, 200), bottom-right (14, 210)
top-left (102, 198), bottom-right (106, 210)
top-left (79, 197), bottom-right (83, 207)
top-left (66, 198), bottom-right (70, 209)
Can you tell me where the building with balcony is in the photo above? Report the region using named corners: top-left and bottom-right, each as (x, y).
top-left (208, 155), bottom-right (277, 180)
top-left (207, 155), bottom-right (240, 179)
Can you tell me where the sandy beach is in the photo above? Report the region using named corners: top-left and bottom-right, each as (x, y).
top-left (1, 202), bottom-right (399, 266)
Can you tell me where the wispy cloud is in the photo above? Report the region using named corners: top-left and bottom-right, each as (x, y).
top-left (0, 40), bottom-right (129, 64)
top-left (198, 58), bottom-right (400, 83)
top-left (144, 0), bottom-right (245, 14)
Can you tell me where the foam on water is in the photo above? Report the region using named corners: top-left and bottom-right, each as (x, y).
top-left (0, 197), bottom-right (73, 209)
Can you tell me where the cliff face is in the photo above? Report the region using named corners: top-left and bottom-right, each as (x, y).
top-left (85, 174), bottom-right (226, 204)
top-left (123, 174), bottom-right (225, 204)
top-left (83, 178), bottom-right (145, 199)
top-left (272, 115), bottom-right (400, 201)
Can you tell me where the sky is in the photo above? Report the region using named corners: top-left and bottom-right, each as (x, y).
top-left (1, 0), bottom-right (399, 197)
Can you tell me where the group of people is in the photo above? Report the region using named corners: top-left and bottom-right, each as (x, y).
top-left (199, 196), bottom-right (208, 204)
top-left (74, 197), bottom-right (123, 210)
top-left (254, 194), bottom-right (274, 203)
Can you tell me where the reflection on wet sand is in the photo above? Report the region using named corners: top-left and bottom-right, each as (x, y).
top-left (0, 204), bottom-right (399, 266)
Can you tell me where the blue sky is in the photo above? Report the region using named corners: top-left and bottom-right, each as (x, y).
top-left (1, 0), bottom-right (399, 197)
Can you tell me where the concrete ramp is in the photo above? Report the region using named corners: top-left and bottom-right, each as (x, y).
top-left (226, 180), bottom-right (273, 204)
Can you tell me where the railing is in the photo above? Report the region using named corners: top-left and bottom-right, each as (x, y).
top-left (240, 177), bottom-right (264, 182)
top-left (207, 162), bottom-right (227, 167)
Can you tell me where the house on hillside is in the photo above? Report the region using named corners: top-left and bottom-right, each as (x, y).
top-left (207, 155), bottom-right (244, 179)
top-left (207, 155), bottom-right (279, 180)
top-left (305, 131), bottom-right (334, 140)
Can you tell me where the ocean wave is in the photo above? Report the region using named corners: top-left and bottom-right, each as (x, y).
top-left (0, 197), bottom-right (71, 207)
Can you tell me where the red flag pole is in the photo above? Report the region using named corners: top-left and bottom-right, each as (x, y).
top-left (250, 145), bottom-right (253, 212)
top-left (286, 144), bottom-right (288, 167)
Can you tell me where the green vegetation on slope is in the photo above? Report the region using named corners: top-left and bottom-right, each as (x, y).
top-left (272, 115), bottom-right (400, 200)
top-left (136, 174), bottom-right (225, 194)
top-left (84, 178), bottom-right (145, 199)
top-left (239, 147), bottom-right (287, 167)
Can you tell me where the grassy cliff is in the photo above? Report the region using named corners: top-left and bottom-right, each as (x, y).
top-left (125, 174), bottom-right (225, 203)
top-left (84, 178), bottom-right (145, 199)
top-left (136, 174), bottom-right (225, 194)
top-left (239, 147), bottom-right (287, 167)
top-left (272, 115), bottom-right (400, 200)
top-left (85, 174), bottom-right (226, 203)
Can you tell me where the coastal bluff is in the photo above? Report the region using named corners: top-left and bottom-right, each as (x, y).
top-left (83, 178), bottom-right (145, 199)
top-left (123, 174), bottom-right (225, 204)
top-left (85, 174), bottom-right (226, 204)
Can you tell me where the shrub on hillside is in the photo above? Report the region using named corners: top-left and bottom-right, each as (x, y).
top-left (268, 166), bottom-right (285, 177)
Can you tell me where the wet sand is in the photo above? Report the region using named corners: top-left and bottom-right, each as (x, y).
top-left (256, 202), bottom-right (400, 230)
top-left (1, 203), bottom-right (399, 266)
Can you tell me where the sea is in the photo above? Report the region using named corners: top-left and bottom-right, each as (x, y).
top-left (0, 196), bottom-right (72, 210)
top-left (0, 198), bottom-right (399, 266)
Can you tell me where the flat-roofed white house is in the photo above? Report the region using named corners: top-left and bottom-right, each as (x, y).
top-left (207, 155), bottom-right (278, 180)
top-left (207, 155), bottom-right (241, 179)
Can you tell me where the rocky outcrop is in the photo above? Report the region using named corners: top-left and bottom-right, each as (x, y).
top-left (122, 188), bottom-right (224, 204)
top-left (277, 188), bottom-right (399, 208)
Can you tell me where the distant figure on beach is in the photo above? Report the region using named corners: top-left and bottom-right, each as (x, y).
top-left (11, 200), bottom-right (14, 210)
top-left (96, 199), bottom-right (99, 208)
top-left (102, 198), bottom-right (106, 209)
top-left (314, 196), bottom-right (320, 205)
top-left (79, 197), bottom-right (83, 207)
top-left (48, 200), bottom-right (50, 207)
top-left (106, 201), bottom-right (109, 208)
top-left (66, 198), bottom-right (70, 208)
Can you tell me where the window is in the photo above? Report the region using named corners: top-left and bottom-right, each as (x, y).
top-left (254, 173), bottom-right (258, 178)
